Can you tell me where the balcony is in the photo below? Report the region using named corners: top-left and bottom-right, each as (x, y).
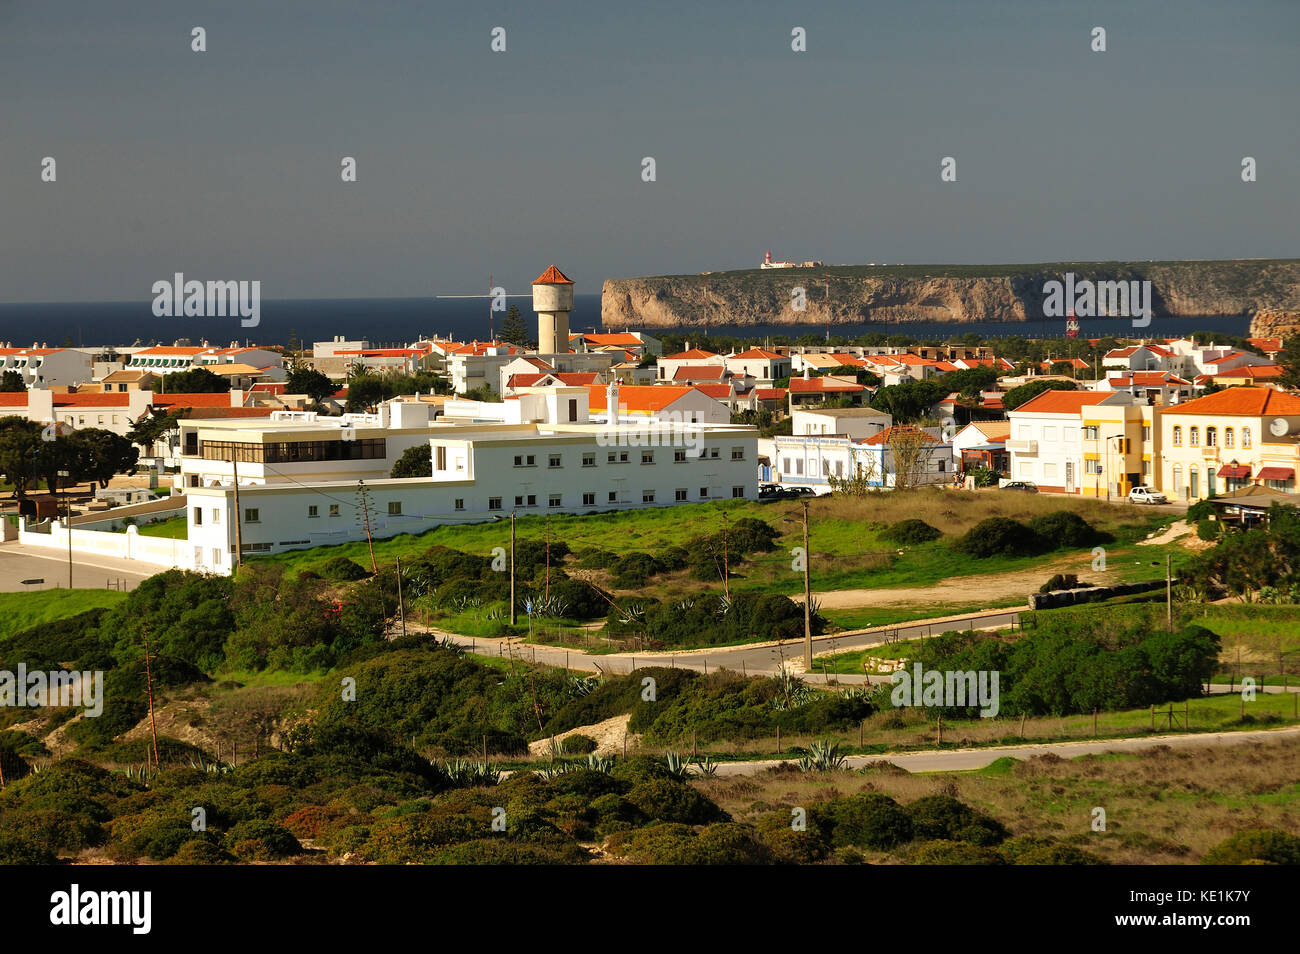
top-left (1006, 439), bottom-right (1038, 456)
top-left (1201, 445), bottom-right (1218, 458)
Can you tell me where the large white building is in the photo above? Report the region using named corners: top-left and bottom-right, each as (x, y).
top-left (183, 387), bottom-right (757, 573)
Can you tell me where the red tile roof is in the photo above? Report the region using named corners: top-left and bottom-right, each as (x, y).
top-left (754, 388), bottom-right (788, 400)
top-left (663, 348), bottom-right (720, 361)
top-left (1248, 338), bottom-right (1284, 353)
top-left (1012, 391), bottom-right (1112, 414)
top-left (671, 365), bottom-right (727, 381)
top-left (788, 378), bottom-right (865, 393)
top-left (533, 265), bottom-right (574, 285)
top-left (1216, 364), bottom-right (1282, 378)
top-left (1162, 386), bottom-right (1300, 416)
top-left (152, 393), bottom-right (234, 408)
top-left (691, 384), bottom-right (733, 399)
top-left (583, 333), bottom-right (642, 347)
top-left (859, 425), bottom-right (942, 446)
top-left (53, 393), bottom-right (131, 406)
top-left (730, 348), bottom-right (785, 360)
top-left (587, 385), bottom-right (696, 413)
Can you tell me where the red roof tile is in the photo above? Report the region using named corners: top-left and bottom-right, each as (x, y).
top-left (533, 265), bottom-right (574, 285)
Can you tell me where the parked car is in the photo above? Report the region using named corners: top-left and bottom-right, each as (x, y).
top-left (1000, 481), bottom-right (1038, 493)
top-left (758, 483), bottom-right (817, 501)
top-left (1128, 486), bottom-right (1168, 505)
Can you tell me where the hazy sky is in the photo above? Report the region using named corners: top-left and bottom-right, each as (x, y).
top-left (1, 0), bottom-right (1297, 303)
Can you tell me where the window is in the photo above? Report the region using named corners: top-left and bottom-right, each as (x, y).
top-left (1143, 460), bottom-right (1151, 475)
top-left (1189, 466), bottom-right (1199, 498)
top-left (674, 449), bottom-right (687, 463)
top-left (329, 504), bottom-right (340, 517)
top-left (608, 491), bottom-right (617, 502)
top-left (641, 451), bottom-right (654, 464)
top-left (1043, 426), bottom-right (1057, 442)
top-left (582, 453), bottom-right (596, 467)
top-left (1189, 427), bottom-right (1199, 447)
top-left (675, 488), bottom-right (687, 501)
top-left (795, 460), bottom-right (804, 476)
top-left (454, 498), bottom-right (464, 511)
top-left (1019, 425), bottom-right (1033, 439)
top-left (642, 490), bottom-right (655, 503)
top-left (211, 548), bottom-right (223, 566)
top-left (1172, 426), bottom-right (1182, 446)
top-left (549, 494), bottom-right (563, 508)
top-left (549, 454), bottom-right (562, 468)
top-left (568, 398), bottom-right (578, 422)
top-left (731, 446), bottom-right (744, 460)
top-left (193, 508), bottom-right (203, 526)
top-left (1085, 459), bottom-right (1102, 475)
top-left (308, 505), bottom-right (318, 518)
top-left (1043, 463), bottom-right (1057, 479)
top-left (435, 446), bottom-right (447, 470)
top-left (244, 508), bottom-right (260, 523)
top-left (387, 501), bottom-right (402, 515)
top-left (98, 415), bottom-right (104, 424)
top-left (583, 492), bottom-right (595, 506)
top-left (732, 486), bottom-right (745, 498)
top-left (489, 497), bottom-right (502, 511)
top-left (1172, 465), bottom-right (1182, 492)
top-left (1242, 427), bottom-right (1251, 448)
top-left (1206, 427), bottom-right (1217, 447)
top-left (710, 447), bottom-right (719, 459)
top-left (528, 494), bottom-right (536, 507)
top-left (1224, 427), bottom-right (1234, 448)
top-left (699, 487), bottom-right (709, 498)
top-left (1142, 425), bottom-right (1151, 443)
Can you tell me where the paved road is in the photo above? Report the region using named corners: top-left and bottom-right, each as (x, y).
top-left (434, 608), bottom-right (1025, 677)
top-left (0, 542), bottom-right (153, 592)
top-left (709, 725), bottom-right (1300, 776)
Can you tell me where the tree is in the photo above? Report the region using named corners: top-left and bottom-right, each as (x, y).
top-left (0, 417), bottom-right (42, 497)
top-left (1278, 335), bottom-right (1300, 391)
top-left (287, 366), bottom-right (337, 404)
top-left (870, 379), bottom-right (948, 423)
top-left (887, 427), bottom-right (931, 490)
top-left (0, 371), bottom-right (24, 392)
top-left (391, 444), bottom-right (432, 478)
top-left (158, 367), bottom-right (230, 393)
top-left (826, 454), bottom-right (881, 496)
top-left (127, 409), bottom-right (184, 453)
top-left (1002, 378), bottom-right (1077, 411)
top-left (939, 366), bottom-right (998, 398)
top-left (68, 429), bottom-right (140, 488)
top-left (501, 305), bottom-right (529, 347)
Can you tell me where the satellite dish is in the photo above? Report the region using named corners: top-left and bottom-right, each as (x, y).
top-left (1270, 417), bottom-right (1290, 438)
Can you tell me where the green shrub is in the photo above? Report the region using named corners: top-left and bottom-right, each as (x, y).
top-left (908, 839), bottom-right (1006, 864)
top-left (225, 820), bottom-right (303, 861)
top-left (0, 833), bottom-right (57, 865)
top-left (164, 839), bottom-right (238, 865)
top-left (1000, 836), bottom-right (1107, 865)
top-left (574, 549), bottom-right (618, 569)
top-left (560, 734), bottom-right (598, 755)
top-left (953, 518), bottom-right (1045, 558)
top-left (1197, 518), bottom-right (1220, 541)
top-left (1039, 573), bottom-right (1092, 593)
top-left (321, 556), bottom-right (370, 582)
top-left (905, 795), bottom-right (1008, 846)
top-left (1186, 499), bottom-right (1215, 522)
top-left (433, 839), bottom-right (586, 865)
top-left (817, 793), bottom-right (913, 849)
top-left (1202, 828), bottom-right (1300, 865)
top-left (881, 519), bottom-right (942, 545)
top-left (624, 778), bottom-right (729, 825)
top-left (1028, 511), bottom-right (1110, 548)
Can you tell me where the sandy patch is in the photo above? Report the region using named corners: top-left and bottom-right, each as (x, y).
top-left (527, 713), bottom-right (636, 758)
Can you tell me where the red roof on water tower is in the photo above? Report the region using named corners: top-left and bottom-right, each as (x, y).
top-left (533, 265), bottom-right (574, 285)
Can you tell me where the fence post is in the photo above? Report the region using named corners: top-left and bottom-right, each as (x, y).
top-left (776, 726), bottom-right (781, 754)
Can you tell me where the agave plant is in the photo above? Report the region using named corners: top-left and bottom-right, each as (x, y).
top-left (672, 598), bottom-right (696, 614)
top-left (586, 754), bottom-right (615, 774)
top-left (798, 739), bottom-right (847, 773)
top-left (188, 754), bottom-right (233, 775)
top-left (536, 759), bottom-right (581, 780)
top-left (569, 675), bottom-right (600, 697)
top-left (618, 603), bottom-right (646, 627)
top-left (771, 668), bottom-right (816, 711)
top-left (442, 758), bottom-right (501, 787)
top-left (715, 593), bottom-right (733, 619)
top-left (693, 755), bottom-right (719, 777)
top-left (664, 751), bottom-right (691, 781)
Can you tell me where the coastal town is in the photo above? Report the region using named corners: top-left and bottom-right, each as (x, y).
top-left (1, 266), bottom-right (1296, 576)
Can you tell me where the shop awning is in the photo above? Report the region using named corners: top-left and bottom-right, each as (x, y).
top-left (1255, 467), bottom-right (1294, 482)
top-left (1217, 464), bottom-right (1251, 479)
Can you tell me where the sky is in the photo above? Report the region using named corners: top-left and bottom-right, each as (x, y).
top-left (1, 0), bottom-right (1297, 303)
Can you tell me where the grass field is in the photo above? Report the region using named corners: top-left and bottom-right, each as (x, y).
top-left (135, 515), bottom-right (187, 538)
top-left (255, 489), bottom-right (1177, 606)
top-left (0, 589), bottom-right (128, 641)
top-left (696, 733), bottom-right (1300, 864)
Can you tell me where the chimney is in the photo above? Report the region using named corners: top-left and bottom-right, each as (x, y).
top-left (803, 366), bottom-right (810, 380)
top-left (605, 381), bottom-right (620, 422)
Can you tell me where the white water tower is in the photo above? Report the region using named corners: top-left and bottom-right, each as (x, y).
top-left (532, 265), bottom-right (574, 354)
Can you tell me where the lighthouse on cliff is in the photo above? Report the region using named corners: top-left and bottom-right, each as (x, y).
top-left (532, 265), bottom-right (574, 354)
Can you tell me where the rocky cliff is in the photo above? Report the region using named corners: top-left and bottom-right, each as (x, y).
top-left (602, 259), bottom-right (1300, 328)
top-left (1249, 310), bottom-right (1300, 340)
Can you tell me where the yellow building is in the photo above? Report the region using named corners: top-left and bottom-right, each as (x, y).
top-left (1081, 401), bottom-right (1159, 499)
top-left (1159, 387), bottom-right (1300, 501)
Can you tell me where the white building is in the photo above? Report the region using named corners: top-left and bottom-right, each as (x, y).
top-left (0, 347), bottom-right (94, 388)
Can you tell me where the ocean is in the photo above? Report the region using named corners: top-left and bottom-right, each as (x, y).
top-left (0, 294), bottom-right (1253, 349)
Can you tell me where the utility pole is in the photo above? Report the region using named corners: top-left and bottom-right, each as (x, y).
top-left (63, 471), bottom-right (73, 589)
top-left (231, 456), bottom-right (243, 571)
top-left (802, 498), bottom-right (812, 671)
top-left (544, 515), bottom-right (550, 603)
top-left (721, 512), bottom-right (730, 600)
top-left (1166, 552), bottom-right (1173, 632)
top-left (509, 512), bottom-right (517, 625)
top-left (396, 556), bottom-right (406, 637)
